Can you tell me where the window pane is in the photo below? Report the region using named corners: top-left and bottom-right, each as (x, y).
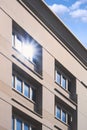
top-left (24, 123), bottom-right (29, 130)
top-left (12, 75), bottom-right (15, 88)
top-left (30, 87), bottom-right (36, 102)
top-left (16, 77), bottom-right (22, 93)
top-left (24, 83), bottom-right (29, 98)
top-left (62, 76), bottom-right (66, 89)
top-left (56, 71), bottom-right (61, 85)
top-left (62, 111), bottom-right (66, 123)
top-left (56, 106), bottom-right (61, 119)
top-left (16, 119), bottom-right (22, 130)
top-left (12, 34), bottom-right (15, 47)
top-left (12, 117), bottom-right (14, 130)
top-left (15, 35), bottom-right (22, 52)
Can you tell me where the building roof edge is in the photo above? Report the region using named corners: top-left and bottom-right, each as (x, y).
top-left (19, 0), bottom-right (87, 67)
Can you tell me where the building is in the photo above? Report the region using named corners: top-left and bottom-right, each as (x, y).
top-left (0, 0), bottom-right (87, 130)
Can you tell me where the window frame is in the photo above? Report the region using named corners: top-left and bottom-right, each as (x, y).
top-left (56, 105), bottom-right (61, 120)
top-left (55, 105), bottom-right (67, 124)
top-left (12, 73), bottom-right (36, 102)
top-left (61, 110), bottom-right (67, 123)
top-left (12, 116), bottom-right (34, 130)
top-left (55, 68), bottom-right (69, 91)
top-left (15, 76), bottom-right (22, 93)
top-left (23, 82), bottom-right (30, 98)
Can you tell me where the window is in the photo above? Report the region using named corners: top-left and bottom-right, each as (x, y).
top-left (12, 75), bottom-right (15, 88)
top-left (12, 22), bottom-right (41, 63)
top-left (56, 106), bottom-right (61, 119)
top-left (16, 119), bottom-right (22, 130)
top-left (30, 87), bottom-right (36, 102)
top-left (12, 117), bottom-right (14, 130)
top-left (12, 74), bottom-right (36, 102)
top-left (24, 123), bottom-right (29, 130)
top-left (16, 77), bottom-right (22, 93)
top-left (12, 21), bottom-right (42, 76)
top-left (62, 110), bottom-right (66, 123)
top-left (55, 105), bottom-right (67, 124)
top-left (61, 76), bottom-right (66, 89)
top-left (56, 71), bottom-right (61, 85)
top-left (55, 70), bottom-right (68, 91)
top-left (24, 83), bottom-right (29, 98)
top-left (12, 116), bottom-right (34, 130)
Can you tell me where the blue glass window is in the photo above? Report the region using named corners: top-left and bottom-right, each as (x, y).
top-left (16, 77), bottom-right (22, 93)
top-left (62, 111), bottom-right (66, 123)
top-left (16, 119), bottom-right (22, 130)
top-left (12, 117), bottom-right (14, 130)
top-left (12, 75), bottom-right (15, 88)
top-left (56, 71), bottom-right (61, 85)
top-left (24, 83), bottom-right (29, 98)
top-left (62, 76), bottom-right (66, 89)
top-left (30, 87), bottom-right (36, 102)
top-left (56, 106), bottom-right (61, 119)
top-left (24, 123), bottom-right (29, 130)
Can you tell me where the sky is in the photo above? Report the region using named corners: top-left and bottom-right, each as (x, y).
top-left (44, 0), bottom-right (87, 49)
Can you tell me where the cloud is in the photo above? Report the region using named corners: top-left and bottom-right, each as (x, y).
top-left (70, 9), bottom-right (87, 22)
top-left (71, 0), bottom-right (87, 10)
top-left (70, 1), bottom-right (82, 10)
top-left (69, 0), bottom-right (87, 22)
top-left (47, 0), bottom-right (87, 23)
top-left (49, 4), bottom-right (69, 15)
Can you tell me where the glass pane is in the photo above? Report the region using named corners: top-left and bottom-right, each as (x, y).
top-left (30, 87), bottom-right (36, 102)
top-left (62, 111), bottom-right (66, 123)
top-left (15, 35), bottom-right (22, 52)
top-left (12, 34), bottom-right (15, 47)
top-left (12, 117), bottom-right (14, 130)
top-left (30, 87), bottom-right (33, 100)
top-left (16, 77), bottom-right (22, 93)
top-left (24, 123), bottom-right (29, 130)
top-left (56, 106), bottom-right (61, 119)
top-left (12, 75), bottom-right (15, 88)
top-left (56, 71), bottom-right (61, 85)
top-left (24, 83), bottom-right (29, 98)
top-left (16, 119), bottom-right (22, 130)
top-left (62, 76), bottom-right (66, 89)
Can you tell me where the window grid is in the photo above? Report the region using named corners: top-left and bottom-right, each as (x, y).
top-left (12, 34), bottom-right (34, 63)
top-left (12, 116), bottom-right (33, 130)
top-left (56, 70), bottom-right (69, 91)
top-left (12, 74), bottom-right (36, 102)
top-left (23, 82), bottom-right (30, 98)
top-left (56, 105), bottom-right (67, 124)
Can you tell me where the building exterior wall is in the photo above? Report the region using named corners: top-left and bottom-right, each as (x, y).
top-left (0, 0), bottom-right (87, 130)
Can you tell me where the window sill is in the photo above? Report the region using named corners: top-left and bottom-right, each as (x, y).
top-left (55, 116), bottom-right (69, 127)
top-left (54, 81), bottom-right (77, 105)
top-left (55, 81), bottom-right (71, 94)
top-left (12, 88), bottom-right (43, 117)
top-left (12, 98), bottom-right (42, 119)
top-left (12, 88), bottom-right (36, 104)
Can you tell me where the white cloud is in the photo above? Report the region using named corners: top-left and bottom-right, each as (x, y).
top-left (69, 0), bottom-right (87, 22)
top-left (70, 0), bottom-right (87, 10)
top-left (70, 9), bottom-right (87, 22)
top-left (49, 4), bottom-right (69, 15)
top-left (70, 1), bottom-right (82, 10)
top-left (47, 0), bottom-right (87, 23)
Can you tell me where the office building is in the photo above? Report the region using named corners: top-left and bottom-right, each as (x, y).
top-left (0, 0), bottom-right (87, 130)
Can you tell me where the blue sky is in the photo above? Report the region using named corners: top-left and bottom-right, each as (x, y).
top-left (44, 0), bottom-right (87, 49)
